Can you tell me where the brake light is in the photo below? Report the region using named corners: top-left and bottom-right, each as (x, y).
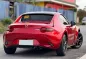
top-left (7, 26), bottom-right (14, 32)
top-left (40, 27), bottom-right (54, 33)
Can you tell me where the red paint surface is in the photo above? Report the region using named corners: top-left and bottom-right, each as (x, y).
top-left (52, 0), bottom-right (75, 3)
top-left (63, 0), bottom-right (75, 3)
top-left (45, 2), bottom-right (74, 10)
top-left (3, 12), bottom-right (79, 49)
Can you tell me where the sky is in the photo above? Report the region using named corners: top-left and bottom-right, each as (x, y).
top-left (76, 0), bottom-right (86, 9)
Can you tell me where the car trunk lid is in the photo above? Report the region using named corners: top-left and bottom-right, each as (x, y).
top-left (9, 23), bottom-right (52, 34)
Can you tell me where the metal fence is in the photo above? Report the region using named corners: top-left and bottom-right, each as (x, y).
top-left (58, 9), bottom-right (74, 22)
top-left (14, 2), bottom-right (74, 22)
top-left (0, 1), bottom-right (9, 20)
top-left (0, 1), bottom-right (74, 21)
top-left (14, 2), bottom-right (57, 17)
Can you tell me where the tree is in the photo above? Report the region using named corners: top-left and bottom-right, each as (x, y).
top-left (15, 0), bottom-right (23, 2)
top-left (77, 9), bottom-right (86, 23)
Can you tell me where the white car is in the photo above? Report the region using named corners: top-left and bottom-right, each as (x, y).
top-left (82, 17), bottom-right (86, 25)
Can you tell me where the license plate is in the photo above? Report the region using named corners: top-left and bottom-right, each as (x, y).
top-left (19, 40), bottom-right (33, 45)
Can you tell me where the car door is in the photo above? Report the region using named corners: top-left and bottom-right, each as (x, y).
top-left (59, 15), bottom-right (75, 45)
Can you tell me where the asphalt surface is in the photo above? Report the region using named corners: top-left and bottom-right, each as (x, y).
top-left (0, 25), bottom-right (86, 59)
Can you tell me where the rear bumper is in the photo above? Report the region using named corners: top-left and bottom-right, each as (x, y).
top-left (3, 31), bottom-right (61, 49)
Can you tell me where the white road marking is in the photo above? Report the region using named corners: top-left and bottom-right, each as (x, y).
top-left (79, 54), bottom-right (86, 59)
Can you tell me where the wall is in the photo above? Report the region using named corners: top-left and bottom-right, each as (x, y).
top-left (14, 2), bottom-right (76, 22)
top-left (74, 11), bottom-right (77, 22)
top-left (45, 2), bottom-right (75, 22)
top-left (0, 1), bottom-right (9, 20)
top-left (54, 0), bottom-right (76, 4)
top-left (63, 0), bottom-right (75, 3)
top-left (45, 2), bottom-right (74, 10)
top-left (36, 2), bottom-right (45, 7)
top-left (14, 2), bottom-right (57, 17)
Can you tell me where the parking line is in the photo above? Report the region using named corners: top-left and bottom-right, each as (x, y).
top-left (79, 54), bottom-right (86, 59)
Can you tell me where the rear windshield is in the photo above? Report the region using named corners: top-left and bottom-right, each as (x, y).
top-left (21, 14), bottom-right (53, 22)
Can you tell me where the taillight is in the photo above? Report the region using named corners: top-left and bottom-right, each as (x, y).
top-left (7, 26), bottom-right (14, 32)
top-left (40, 27), bottom-right (54, 33)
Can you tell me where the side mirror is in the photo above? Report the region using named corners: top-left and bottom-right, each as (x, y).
top-left (63, 22), bottom-right (68, 25)
top-left (71, 21), bottom-right (76, 26)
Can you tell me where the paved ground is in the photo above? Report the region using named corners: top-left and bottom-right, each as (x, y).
top-left (0, 25), bottom-right (86, 59)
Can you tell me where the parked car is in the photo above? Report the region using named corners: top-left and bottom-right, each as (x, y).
top-left (3, 12), bottom-right (83, 56)
top-left (82, 17), bottom-right (86, 25)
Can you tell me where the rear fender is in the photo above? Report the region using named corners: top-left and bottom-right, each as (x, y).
top-left (57, 30), bottom-right (68, 46)
top-left (74, 26), bottom-right (80, 43)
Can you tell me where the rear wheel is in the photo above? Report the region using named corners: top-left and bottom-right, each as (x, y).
top-left (56, 35), bottom-right (67, 56)
top-left (71, 32), bottom-right (83, 49)
top-left (82, 23), bottom-right (86, 25)
top-left (4, 46), bottom-right (16, 54)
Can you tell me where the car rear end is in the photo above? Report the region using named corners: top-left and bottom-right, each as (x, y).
top-left (82, 17), bottom-right (86, 25)
top-left (3, 12), bottom-right (61, 50)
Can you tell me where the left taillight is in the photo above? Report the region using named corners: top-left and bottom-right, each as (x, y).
top-left (7, 26), bottom-right (14, 32)
top-left (40, 27), bottom-right (54, 33)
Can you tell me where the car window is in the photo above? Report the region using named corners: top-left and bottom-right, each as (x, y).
top-left (59, 15), bottom-right (68, 25)
top-left (21, 14), bottom-right (53, 22)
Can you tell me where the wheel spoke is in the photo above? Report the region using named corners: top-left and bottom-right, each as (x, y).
top-left (63, 41), bottom-right (67, 52)
top-left (71, 33), bottom-right (83, 49)
top-left (76, 35), bottom-right (83, 47)
top-left (78, 36), bottom-right (82, 40)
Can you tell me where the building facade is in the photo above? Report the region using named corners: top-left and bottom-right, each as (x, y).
top-left (23, 0), bottom-right (77, 22)
top-left (32, 0), bottom-right (77, 22)
top-left (0, 1), bottom-right (9, 20)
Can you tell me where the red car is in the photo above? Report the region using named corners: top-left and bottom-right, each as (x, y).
top-left (3, 12), bottom-right (83, 56)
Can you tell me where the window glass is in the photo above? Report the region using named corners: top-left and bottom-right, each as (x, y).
top-left (21, 14), bottom-right (53, 22)
top-left (59, 15), bottom-right (68, 25)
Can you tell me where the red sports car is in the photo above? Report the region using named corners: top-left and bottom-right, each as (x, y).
top-left (3, 12), bottom-right (83, 56)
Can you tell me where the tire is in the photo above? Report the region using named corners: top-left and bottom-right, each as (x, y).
top-left (56, 35), bottom-right (67, 56)
top-left (71, 32), bottom-right (83, 49)
top-left (4, 46), bottom-right (16, 54)
top-left (82, 23), bottom-right (85, 25)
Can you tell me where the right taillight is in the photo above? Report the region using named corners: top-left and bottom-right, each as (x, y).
top-left (40, 27), bottom-right (54, 33)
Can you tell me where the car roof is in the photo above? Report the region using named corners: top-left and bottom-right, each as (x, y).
top-left (22, 11), bottom-right (60, 15)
